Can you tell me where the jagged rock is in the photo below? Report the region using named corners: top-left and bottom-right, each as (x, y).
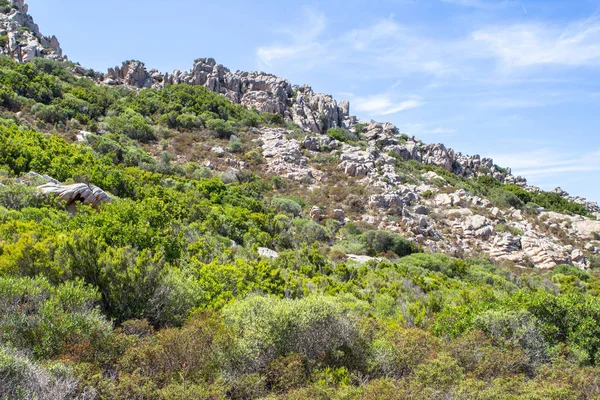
top-left (339, 148), bottom-right (374, 177)
top-left (370, 188), bottom-right (416, 209)
top-left (0, 2), bottom-right (63, 62)
top-left (475, 226), bottom-right (494, 240)
top-left (421, 143), bottom-right (453, 172)
top-left (572, 219), bottom-right (600, 239)
top-left (462, 215), bottom-right (489, 232)
top-left (259, 128), bottom-right (317, 182)
top-left (520, 233), bottom-right (570, 270)
top-left (585, 243), bottom-right (596, 252)
top-left (491, 207), bottom-right (502, 219)
top-left (211, 146), bottom-right (225, 156)
top-left (571, 249), bottom-right (586, 268)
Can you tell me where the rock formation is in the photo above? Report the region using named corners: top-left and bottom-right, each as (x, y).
top-left (38, 183), bottom-right (111, 213)
top-left (0, 1), bottom-right (63, 62)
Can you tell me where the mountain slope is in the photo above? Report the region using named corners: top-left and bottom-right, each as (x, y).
top-left (1, 3), bottom-right (600, 399)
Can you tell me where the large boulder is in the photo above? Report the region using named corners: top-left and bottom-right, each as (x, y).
top-left (37, 183), bottom-right (111, 211)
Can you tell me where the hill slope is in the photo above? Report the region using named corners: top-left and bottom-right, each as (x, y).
top-left (1, 2), bottom-right (600, 399)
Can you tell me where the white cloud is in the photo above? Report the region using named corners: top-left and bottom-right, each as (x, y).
top-left (492, 148), bottom-right (600, 179)
top-left (256, 9), bottom-right (329, 68)
top-left (351, 93), bottom-right (424, 116)
top-left (472, 18), bottom-right (600, 69)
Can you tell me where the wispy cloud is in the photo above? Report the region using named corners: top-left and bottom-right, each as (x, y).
top-left (493, 149), bottom-right (600, 179)
top-left (348, 93), bottom-right (424, 116)
top-left (257, 8), bottom-right (600, 78)
top-left (256, 9), bottom-right (330, 68)
top-left (472, 17), bottom-right (600, 69)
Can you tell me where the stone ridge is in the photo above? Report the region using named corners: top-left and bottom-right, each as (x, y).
top-left (0, 0), bottom-right (63, 62)
top-left (94, 59), bottom-right (600, 214)
top-left (2, 2), bottom-right (599, 214)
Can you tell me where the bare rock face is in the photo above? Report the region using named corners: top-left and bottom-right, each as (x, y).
top-left (0, 2), bottom-right (63, 62)
top-left (106, 61), bottom-right (158, 88)
top-left (258, 128), bottom-right (319, 182)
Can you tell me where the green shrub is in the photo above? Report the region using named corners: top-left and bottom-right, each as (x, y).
top-left (222, 295), bottom-right (363, 373)
top-left (0, 184), bottom-right (47, 210)
top-left (326, 127), bottom-right (359, 143)
top-left (0, 276), bottom-right (112, 358)
top-left (474, 310), bottom-right (549, 372)
top-left (228, 139), bottom-right (243, 153)
top-left (488, 187), bottom-right (524, 209)
top-left (271, 197), bottom-right (302, 217)
top-left (495, 223), bottom-right (524, 236)
top-left (107, 108), bottom-right (155, 142)
top-left (32, 104), bottom-right (67, 124)
top-left (361, 230), bottom-right (419, 258)
top-left (552, 264), bottom-right (591, 282)
top-left (369, 327), bottom-right (438, 378)
top-left (206, 119), bottom-right (236, 139)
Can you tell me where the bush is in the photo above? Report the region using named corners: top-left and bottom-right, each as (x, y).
top-left (552, 264), bottom-right (591, 282)
top-left (271, 197), bottom-right (302, 217)
top-left (107, 108), bottom-right (155, 142)
top-left (326, 127), bottom-right (359, 143)
top-left (368, 327), bottom-right (438, 378)
top-left (361, 230), bottom-right (419, 258)
top-left (488, 187), bottom-right (524, 209)
top-left (0, 276), bottom-right (112, 358)
top-left (221, 295), bottom-right (362, 373)
top-left (206, 119), bottom-right (236, 139)
top-left (474, 309), bottom-right (549, 373)
top-left (0, 184), bottom-right (46, 210)
top-left (119, 312), bottom-right (231, 386)
top-left (32, 104), bottom-right (68, 124)
top-left (0, 347), bottom-right (84, 400)
top-left (228, 139), bottom-right (243, 153)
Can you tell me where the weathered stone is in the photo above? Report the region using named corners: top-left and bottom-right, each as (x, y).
top-left (258, 247), bottom-right (279, 259)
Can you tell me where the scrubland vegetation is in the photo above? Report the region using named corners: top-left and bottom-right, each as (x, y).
top-left (1, 56), bottom-right (600, 399)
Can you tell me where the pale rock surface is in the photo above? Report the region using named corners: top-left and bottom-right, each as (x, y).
top-left (258, 247), bottom-right (279, 259)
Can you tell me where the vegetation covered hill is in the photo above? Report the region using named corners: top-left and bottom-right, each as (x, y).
top-left (0, 55), bottom-right (599, 399)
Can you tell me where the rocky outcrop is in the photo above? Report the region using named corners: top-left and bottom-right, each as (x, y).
top-left (258, 128), bottom-right (320, 183)
top-left (552, 187), bottom-right (600, 214)
top-left (0, 1), bottom-right (63, 62)
top-left (99, 59), bottom-right (350, 135)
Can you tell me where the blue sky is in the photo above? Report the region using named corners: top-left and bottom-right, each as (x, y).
top-left (29, 0), bottom-right (600, 202)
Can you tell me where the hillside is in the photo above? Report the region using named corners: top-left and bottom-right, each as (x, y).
top-left (1, 2), bottom-right (600, 399)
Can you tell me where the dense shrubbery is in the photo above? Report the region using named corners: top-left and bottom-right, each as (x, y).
top-left (1, 57), bottom-right (600, 398)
